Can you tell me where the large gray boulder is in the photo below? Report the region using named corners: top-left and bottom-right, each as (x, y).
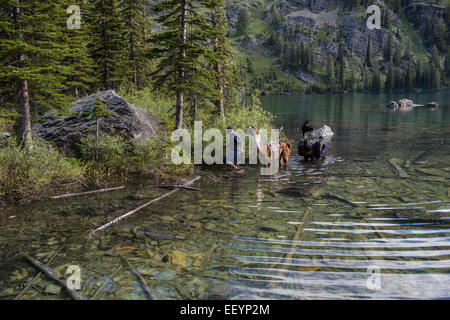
top-left (33, 90), bottom-right (160, 154)
top-left (311, 125), bottom-right (334, 140)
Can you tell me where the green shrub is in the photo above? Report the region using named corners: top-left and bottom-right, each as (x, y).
top-left (209, 90), bottom-right (274, 133)
top-left (78, 133), bottom-right (192, 185)
top-left (79, 134), bottom-right (131, 184)
top-left (117, 87), bottom-right (174, 130)
top-left (0, 139), bottom-right (82, 202)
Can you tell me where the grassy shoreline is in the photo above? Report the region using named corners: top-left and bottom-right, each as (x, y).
top-left (0, 89), bottom-right (274, 204)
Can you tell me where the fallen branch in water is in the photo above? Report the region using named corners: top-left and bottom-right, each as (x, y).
top-left (50, 186), bottom-right (125, 200)
top-left (22, 253), bottom-right (84, 300)
top-left (150, 185), bottom-right (202, 191)
top-left (388, 159), bottom-right (408, 178)
top-left (87, 176), bottom-right (201, 238)
top-left (91, 265), bottom-right (123, 300)
top-left (119, 255), bottom-right (153, 300)
top-left (204, 244), bottom-right (218, 266)
top-left (15, 245), bottom-right (65, 300)
top-left (325, 193), bottom-right (360, 207)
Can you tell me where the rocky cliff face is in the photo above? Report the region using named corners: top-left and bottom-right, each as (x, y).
top-left (404, 0), bottom-right (447, 25)
top-left (227, 0), bottom-right (442, 82)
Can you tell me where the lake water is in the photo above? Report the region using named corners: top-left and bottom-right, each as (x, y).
top-left (0, 92), bottom-right (449, 300)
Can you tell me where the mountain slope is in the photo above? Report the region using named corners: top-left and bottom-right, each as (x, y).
top-left (225, 0), bottom-right (449, 94)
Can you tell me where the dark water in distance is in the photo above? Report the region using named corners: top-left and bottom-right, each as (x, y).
top-left (262, 92), bottom-right (450, 161)
top-left (0, 91), bottom-right (449, 300)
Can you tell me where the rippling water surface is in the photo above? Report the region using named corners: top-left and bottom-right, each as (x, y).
top-left (0, 92), bottom-right (449, 299)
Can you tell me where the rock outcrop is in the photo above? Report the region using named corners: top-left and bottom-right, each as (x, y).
top-left (386, 99), bottom-right (427, 110)
top-left (426, 102), bottom-right (439, 109)
top-left (311, 125), bottom-right (334, 140)
top-left (398, 99), bottom-right (415, 110)
top-left (32, 90), bottom-right (160, 154)
top-left (386, 101), bottom-right (399, 109)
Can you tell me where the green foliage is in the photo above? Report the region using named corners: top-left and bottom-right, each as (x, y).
top-left (93, 97), bottom-right (112, 119)
top-left (209, 90), bottom-right (273, 132)
top-left (236, 7), bottom-right (250, 35)
top-left (86, 0), bottom-right (127, 90)
top-left (445, 48), bottom-right (450, 79)
top-left (150, 0), bottom-right (221, 128)
top-left (326, 55), bottom-right (336, 91)
top-left (117, 87), bottom-right (174, 129)
top-left (0, 139), bottom-right (81, 202)
top-left (79, 134), bottom-right (130, 179)
top-left (119, 0), bottom-right (152, 90)
top-left (371, 69), bottom-right (382, 91)
top-left (0, 1), bottom-right (72, 117)
top-left (79, 133), bottom-right (192, 185)
top-left (61, 0), bottom-right (96, 98)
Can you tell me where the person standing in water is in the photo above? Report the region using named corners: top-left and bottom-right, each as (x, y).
top-left (313, 136), bottom-right (327, 159)
top-left (225, 126), bottom-right (243, 169)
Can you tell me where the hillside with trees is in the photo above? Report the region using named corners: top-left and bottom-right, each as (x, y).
top-left (228, 0), bottom-right (450, 94)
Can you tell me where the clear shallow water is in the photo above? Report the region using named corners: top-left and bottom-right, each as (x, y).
top-left (0, 92), bottom-right (449, 300)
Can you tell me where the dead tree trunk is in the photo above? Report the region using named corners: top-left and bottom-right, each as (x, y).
top-left (175, 0), bottom-right (187, 129)
top-left (13, 1), bottom-right (32, 149)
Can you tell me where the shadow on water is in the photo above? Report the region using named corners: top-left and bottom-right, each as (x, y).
top-left (0, 92), bottom-right (449, 299)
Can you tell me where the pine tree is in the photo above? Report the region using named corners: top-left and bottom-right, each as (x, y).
top-left (362, 66), bottom-right (369, 91)
top-left (405, 62), bottom-right (413, 91)
top-left (336, 44), bottom-right (345, 90)
top-left (246, 57), bottom-right (254, 73)
top-left (326, 55), bottom-right (336, 91)
top-left (365, 36), bottom-right (373, 68)
top-left (88, 97), bottom-right (112, 161)
top-left (424, 16), bottom-right (432, 47)
top-left (86, 0), bottom-right (127, 91)
top-left (236, 6), bottom-right (250, 35)
top-left (0, 1), bottom-right (72, 148)
top-left (415, 59), bottom-right (423, 88)
top-left (270, 4), bottom-right (281, 26)
top-left (207, 0), bottom-right (238, 120)
top-left (430, 45), bottom-right (441, 90)
top-left (347, 66), bottom-right (356, 92)
top-left (384, 31), bottom-right (393, 63)
top-left (433, 18), bottom-right (447, 52)
top-left (444, 48), bottom-right (450, 80)
top-left (307, 46), bottom-right (315, 72)
top-left (371, 69), bottom-right (381, 91)
top-left (394, 47), bottom-right (402, 65)
top-left (119, 0), bottom-right (151, 90)
top-left (384, 9), bottom-right (392, 30)
top-left (61, 0), bottom-right (96, 98)
top-left (385, 59), bottom-right (394, 92)
top-left (430, 63), bottom-right (441, 90)
top-left (394, 69), bottom-right (403, 90)
top-left (150, 0), bottom-right (217, 129)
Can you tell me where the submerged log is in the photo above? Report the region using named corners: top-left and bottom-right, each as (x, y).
top-left (388, 159), bottom-right (409, 178)
top-left (325, 193), bottom-right (360, 207)
top-left (15, 245), bottom-right (65, 300)
top-left (87, 176), bottom-right (201, 238)
top-left (119, 255), bottom-right (153, 300)
top-left (91, 265), bottom-right (123, 300)
top-left (150, 185), bottom-right (202, 191)
top-left (51, 186), bottom-right (125, 200)
top-left (22, 253), bottom-right (84, 300)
